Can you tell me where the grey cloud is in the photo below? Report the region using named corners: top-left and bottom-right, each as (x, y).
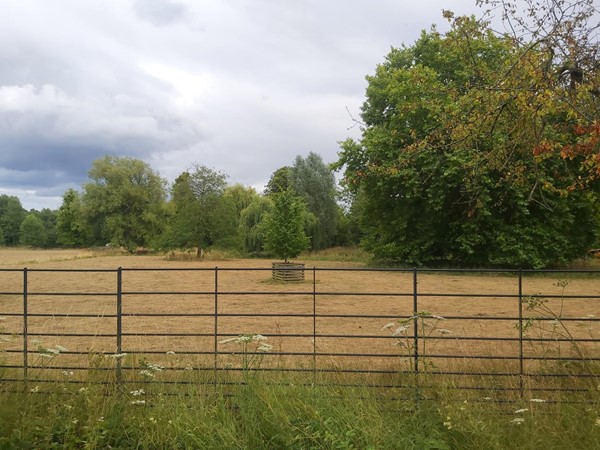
top-left (133, 0), bottom-right (189, 26)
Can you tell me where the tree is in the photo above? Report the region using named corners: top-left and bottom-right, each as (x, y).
top-left (56, 189), bottom-right (89, 247)
top-left (239, 196), bottom-right (273, 254)
top-left (159, 166), bottom-right (238, 256)
top-left (224, 184), bottom-right (260, 220)
top-left (290, 152), bottom-right (338, 250)
top-left (264, 167), bottom-right (292, 196)
top-left (19, 214), bottom-right (46, 247)
top-left (82, 156), bottom-right (167, 251)
top-left (335, 14), bottom-right (599, 268)
top-left (0, 195), bottom-right (26, 246)
top-left (263, 190), bottom-right (310, 262)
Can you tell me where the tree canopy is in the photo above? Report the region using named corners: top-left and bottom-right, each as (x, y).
top-left (82, 156), bottom-right (167, 251)
top-left (335, 9), bottom-right (599, 268)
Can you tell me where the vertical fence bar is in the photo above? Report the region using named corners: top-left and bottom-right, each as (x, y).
top-left (413, 268), bottom-right (419, 374)
top-left (312, 266), bottom-right (317, 386)
top-left (23, 268), bottom-right (28, 384)
top-left (518, 268), bottom-right (524, 397)
top-left (214, 267), bottom-right (218, 389)
top-left (116, 267), bottom-right (122, 384)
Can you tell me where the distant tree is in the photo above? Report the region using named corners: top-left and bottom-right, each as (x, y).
top-left (159, 166), bottom-right (238, 256)
top-left (239, 196), bottom-right (273, 254)
top-left (34, 208), bottom-right (58, 247)
top-left (290, 153), bottom-right (338, 250)
top-left (19, 214), bottom-right (46, 247)
top-left (0, 195), bottom-right (27, 246)
top-left (263, 190), bottom-right (310, 262)
top-left (0, 225), bottom-right (4, 245)
top-left (82, 156), bottom-right (167, 251)
top-left (264, 167), bottom-right (292, 196)
top-left (56, 189), bottom-right (89, 247)
top-left (224, 184), bottom-right (260, 220)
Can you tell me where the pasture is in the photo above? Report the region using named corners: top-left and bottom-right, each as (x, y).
top-left (1, 248), bottom-right (599, 389)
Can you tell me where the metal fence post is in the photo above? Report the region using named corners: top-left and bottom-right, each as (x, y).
top-left (23, 268), bottom-right (28, 384)
top-left (214, 267), bottom-right (218, 389)
top-left (116, 267), bottom-right (122, 384)
top-left (518, 268), bottom-right (524, 397)
top-left (413, 267), bottom-right (419, 374)
top-left (312, 266), bottom-right (317, 386)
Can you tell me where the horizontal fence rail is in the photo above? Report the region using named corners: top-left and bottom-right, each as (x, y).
top-left (1, 266), bottom-right (599, 400)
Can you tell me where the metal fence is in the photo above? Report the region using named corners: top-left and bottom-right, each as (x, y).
top-left (1, 266), bottom-right (599, 399)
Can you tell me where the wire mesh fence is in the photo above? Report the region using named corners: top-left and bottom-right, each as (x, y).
top-left (1, 266), bottom-right (599, 400)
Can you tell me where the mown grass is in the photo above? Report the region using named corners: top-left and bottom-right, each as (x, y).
top-left (2, 369), bottom-right (600, 450)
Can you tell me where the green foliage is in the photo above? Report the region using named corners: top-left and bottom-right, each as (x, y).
top-left (336, 15), bottom-right (600, 268)
top-left (82, 156), bottom-right (167, 251)
top-left (239, 195), bottom-right (273, 254)
top-left (56, 189), bottom-right (89, 247)
top-left (265, 166), bottom-right (292, 196)
top-left (290, 152), bottom-right (339, 250)
top-left (159, 166), bottom-right (239, 256)
top-left (263, 190), bottom-right (310, 262)
top-left (0, 195), bottom-right (26, 246)
top-left (19, 214), bottom-right (46, 247)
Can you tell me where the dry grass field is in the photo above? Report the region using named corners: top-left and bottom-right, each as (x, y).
top-left (1, 248), bottom-right (599, 389)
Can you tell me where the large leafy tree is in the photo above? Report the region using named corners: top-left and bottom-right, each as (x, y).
top-left (0, 195), bottom-right (26, 246)
top-left (160, 166), bottom-right (238, 256)
top-left (82, 156), bottom-right (167, 250)
top-left (335, 11), bottom-right (599, 268)
top-left (56, 189), bottom-right (90, 247)
top-left (290, 152), bottom-right (339, 250)
top-left (19, 214), bottom-right (46, 247)
top-left (263, 189), bottom-right (310, 262)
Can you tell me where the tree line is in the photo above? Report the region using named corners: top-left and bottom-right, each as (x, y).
top-left (0, 152), bottom-right (356, 257)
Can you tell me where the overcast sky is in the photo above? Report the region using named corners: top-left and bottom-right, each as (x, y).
top-left (0, 0), bottom-right (483, 210)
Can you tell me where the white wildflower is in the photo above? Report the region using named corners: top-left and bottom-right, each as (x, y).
top-left (130, 400), bottom-right (146, 405)
top-left (252, 334), bottom-right (267, 342)
top-left (483, 397), bottom-right (492, 401)
top-left (257, 344), bottom-right (273, 352)
top-left (219, 337), bottom-right (238, 344)
top-left (72, 419), bottom-right (78, 425)
top-left (443, 421), bottom-right (452, 429)
top-left (105, 353), bottom-right (127, 360)
top-left (130, 389), bottom-right (145, 396)
top-left (55, 345), bottom-right (68, 352)
top-left (596, 418), bottom-right (600, 427)
top-left (139, 370), bottom-right (155, 378)
top-left (30, 386), bottom-right (40, 393)
top-left (510, 418), bottom-right (525, 425)
top-left (98, 417), bottom-right (104, 422)
top-left (30, 339), bottom-right (41, 345)
top-left (78, 387), bottom-right (88, 393)
top-left (39, 353), bottom-right (55, 359)
top-left (529, 399), bottom-right (546, 403)
top-left (166, 351), bottom-right (175, 355)
top-left (62, 371), bottom-right (74, 377)
top-left (184, 366), bottom-right (194, 371)
top-left (438, 329), bottom-right (452, 334)
top-left (514, 408), bottom-right (528, 414)
top-left (392, 326), bottom-right (408, 336)
top-left (431, 315), bottom-right (446, 320)
top-left (46, 348), bottom-right (60, 354)
top-left (237, 335), bottom-right (252, 343)
top-left (149, 417), bottom-right (157, 424)
top-left (381, 323), bottom-right (395, 331)
top-left (146, 363), bottom-right (164, 371)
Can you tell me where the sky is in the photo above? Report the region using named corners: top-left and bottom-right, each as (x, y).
top-left (0, 0), bottom-right (483, 211)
